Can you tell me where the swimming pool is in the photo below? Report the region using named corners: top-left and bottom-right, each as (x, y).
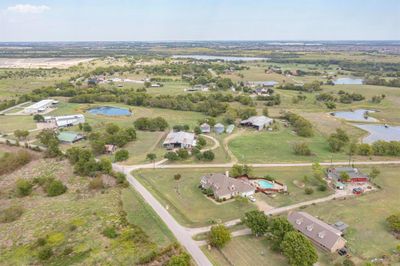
top-left (258, 180), bottom-right (274, 189)
top-left (88, 106), bottom-right (131, 116)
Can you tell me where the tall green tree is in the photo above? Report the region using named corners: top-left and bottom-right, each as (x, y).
top-left (242, 210), bottom-right (269, 236)
top-left (209, 225), bottom-right (231, 249)
top-left (281, 231), bottom-right (318, 266)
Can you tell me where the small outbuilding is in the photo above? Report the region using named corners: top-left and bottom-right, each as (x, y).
top-left (214, 123), bottom-right (225, 134)
top-left (225, 124), bottom-right (235, 134)
top-left (200, 123), bottom-right (211, 134)
top-left (57, 132), bottom-right (85, 144)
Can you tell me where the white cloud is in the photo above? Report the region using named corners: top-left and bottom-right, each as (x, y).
top-left (7, 4), bottom-right (50, 14)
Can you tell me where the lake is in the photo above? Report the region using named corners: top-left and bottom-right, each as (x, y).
top-left (172, 55), bottom-right (268, 61)
top-left (333, 77), bottom-right (364, 85)
top-left (353, 124), bottom-right (400, 144)
top-left (331, 109), bottom-right (378, 122)
top-left (88, 106), bottom-right (132, 116)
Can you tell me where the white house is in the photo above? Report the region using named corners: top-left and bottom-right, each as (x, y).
top-left (44, 114), bottom-right (85, 128)
top-left (240, 115), bottom-right (273, 131)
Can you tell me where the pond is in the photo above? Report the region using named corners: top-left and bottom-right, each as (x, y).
top-left (331, 109), bottom-right (378, 122)
top-left (353, 124), bottom-right (400, 144)
top-left (333, 77), bottom-right (364, 85)
top-left (87, 106), bottom-right (132, 116)
top-left (172, 55), bottom-right (267, 61)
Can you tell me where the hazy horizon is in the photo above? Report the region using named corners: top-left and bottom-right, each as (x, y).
top-left (1, 0), bottom-right (399, 42)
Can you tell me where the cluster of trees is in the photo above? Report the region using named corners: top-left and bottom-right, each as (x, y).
top-left (257, 94), bottom-right (281, 106)
top-left (371, 94), bottom-right (386, 103)
top-left (316, 91), bottom-right (365, 105)
top-left (66, 147), bottom-right (112, 177)
top-left (164, 147), bottom-right (215, 162)
top-left (230, 164), bottom-right (253, 177)
top-left (134, 117), bottom-right (169, 131)
top-left (354, 141), bottom-right (400, 157)
top-left (37, 130), bottom-right (62, 158)
top-left (89, 123), bottom-right (136, 155)
top-left (0, 150), bottom-right (32, 175)
top-left (278, 81), bottom-right (322, 93)
top-left (365, 77), bottom-right (400, 88)
top-left (0, 99), bottom-right (18, 111)
top-left (328, 129), bottom-right (350, 152)
top-left (242, 211), bottom-right (318, 266)
top-left (284, 112), bottom-right (314, 137)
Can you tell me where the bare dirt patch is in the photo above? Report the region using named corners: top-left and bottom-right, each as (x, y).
top-left (0, 58), bottom-right (94, 69)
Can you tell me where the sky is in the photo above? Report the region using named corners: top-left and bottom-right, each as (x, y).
top-left (0, 0), bottom-right (399, 41)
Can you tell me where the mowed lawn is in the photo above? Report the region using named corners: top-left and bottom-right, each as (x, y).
top-left (303, 165), bottom-right (400, 262)
top-left (49, 101), bottom-right (208, 128)
top-left (229, 127), bottom-right (349, 163)
top-left (202, 235), bottom-right (288, 266)
top-left (133, 167), bottom-right (333, 227)
top-left (251, 167), bottom-right (333, 207)
top-left (134, 168), bottom-right (257, 227)
top-left (121, 188), bottom-right (175, 247)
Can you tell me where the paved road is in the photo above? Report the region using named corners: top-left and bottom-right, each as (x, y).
top-left (186, 189), bottom-right (351, 235)
top-left (113, 164), bottom-right (212, 266)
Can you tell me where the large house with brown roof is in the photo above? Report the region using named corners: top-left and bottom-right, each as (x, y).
top-left (200, 173), bottom-right (255, 201)
top-left (288, 211), bottom-right (346, 253)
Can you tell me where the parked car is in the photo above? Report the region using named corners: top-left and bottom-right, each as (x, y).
top-left (248, 195), bottom-right (256, 202)
top-left (338, 247), bottom-right (348, 256)
top-left (352, 187), bottom-right (364, 195)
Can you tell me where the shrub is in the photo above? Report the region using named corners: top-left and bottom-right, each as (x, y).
top-left (202, 150), bottom-right (215, 161)
top-left (305, 187), bottom-right (314, 195)
top-left (164, 152), bottom-right (179, 161)
top-left (167, 252), bottom-right (191, 266)
top-left (88, 177), bottom-right (104, 190)
top-left (36, 237), bottom-right (47, 246)
top-left (16, 179), bottom-right (33, 197)
top-left (174, 174), bottom-right (182, 181)
top-left (63, 247), bottom-right (73, 255)
top-left (0, 150), bottom-right (32, 175)
top-left (209, 225), bottom-right (231, 248)
top-left (102, 226), bottom-right (118, 239)
top-left (176, 149), bottom-right (189, 160)
top-left (114, 172), bottom-right (126, 184)
top-left (318, 184), bottom-right (327, 191)
top-left (0, 205), bottom-right (24, 223)
top-left (38, 246), bottom-right (53, 261)
top-left (292, 142), bottom-right (311, 156)
top-left (46, 180), bottom-right (67, 197)
top-left (114, 149), bottom-right (129, 162)
top-left (386, 213), bottom-right (400, 233)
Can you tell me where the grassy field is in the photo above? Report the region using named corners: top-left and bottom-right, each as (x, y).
top-left (205, 165), bottom-right (400, 266)
top-left (49, 100), bottom-right (208, 129)
top-left (303, 165), bottom-right (400, 263)
top-left (202, 235), bottom-right (288, 266)
top-left (121, 187), bottom-right (175, 247)
top-left (228, 126), bottom-right (349, 163)
top-left (0, 115), bottom-right (37, 133)
top-left (134, 168), bottom-right (257, 227)
top-left (134, 167), bottom-right (332, 227)
top-left (0, 157), bottom-right (175, 265)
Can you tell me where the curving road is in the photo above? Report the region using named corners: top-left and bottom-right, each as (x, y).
top-left (112, 164), bottom-right (212, 266)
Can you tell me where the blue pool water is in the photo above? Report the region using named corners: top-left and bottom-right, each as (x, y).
top-left (258, 180), bottom-right (274, 189)
top-left (88, 106), bottom-right (131, 116)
